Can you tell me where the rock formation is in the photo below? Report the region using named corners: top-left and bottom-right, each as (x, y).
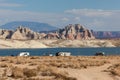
top-left (0, 29), bottom-right (13, 39)
top-left (11, 26), bottom-right (41, 40)
top-left (0, 24), bottom-right (95, 40)
top-left (57, 24), bottom-right (95, 40)
top-left (0, 26), bottom-right (42, 40)
top-left (44, 33), bottom-right (59, 39)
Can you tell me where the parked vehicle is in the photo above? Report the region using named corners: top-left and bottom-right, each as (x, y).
top-left (18, 52), bottom-right (30, 56)
top-left (56, 52), bottom-right (71, 56)
top-left (95, 52), bottom-right (105, 56)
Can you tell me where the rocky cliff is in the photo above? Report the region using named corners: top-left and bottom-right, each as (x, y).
top-left (57, 24), bottom-right (95, 39)
top-left (0, 26), bottom-right (42, 40)
top-left (0, 29), bottom-right (13, 39)
top-left (11, 26), bottom-right (41, 40)
top-left (0, 24), bottom-right (95, 40)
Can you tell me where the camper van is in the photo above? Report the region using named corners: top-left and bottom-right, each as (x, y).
top-left (19, 52), bottom-right (30, 56)
top-left (56, 52), bottom-right (71, 56)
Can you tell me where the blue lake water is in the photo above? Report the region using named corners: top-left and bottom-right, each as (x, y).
top-left (0, 47), bottom-right (120, 56)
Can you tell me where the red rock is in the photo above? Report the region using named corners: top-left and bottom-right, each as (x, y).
top-left (58, 24), bottom-right (95, 40)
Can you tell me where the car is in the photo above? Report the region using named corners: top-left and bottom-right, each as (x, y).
top-left (95, 52), bottom-right (105, 56)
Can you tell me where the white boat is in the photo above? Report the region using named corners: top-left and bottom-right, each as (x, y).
top-left (18, 52), bottom-right (30, 56)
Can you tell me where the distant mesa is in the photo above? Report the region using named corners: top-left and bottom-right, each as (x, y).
top-left (0, 24), bottom-right (95, 40)
top-left (0, 21), bottom-right (57, 32)
top-left (93, 31), bottom-right (120, 39)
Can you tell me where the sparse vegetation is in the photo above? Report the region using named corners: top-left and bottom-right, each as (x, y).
top-left (10, 67), bottom-right (24, 78)
top-left (23, 68), bottom-right (38, 77)
top-left (0, 56), bottom-right (118, 80)
top-left (108, 63), bottom-right (120, 76)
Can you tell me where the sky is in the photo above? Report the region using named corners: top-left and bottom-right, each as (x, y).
top-left (0, 0), bottom-right (120, 31)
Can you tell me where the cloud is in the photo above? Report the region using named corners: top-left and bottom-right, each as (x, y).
top-left (91, 19), bottom-right (105, 27)
top-left (0, 0), bottom-right (22, 7)
top-left (64, 9), bottom-right (120, 31)
top-left (0, 0), bottom-right (6, 2)
top-left (0, 3), bottom-right (22, 7)
top-left (0, 9), bottom-right (64, 27)
top-left (65, 9), bottom-right (113, 17)
top-left (74, 17), bottom-right (80, 20)
top-left (61, 17), bottom-right (69, 22)
top-left (0, 8), bottom-right (120, 31)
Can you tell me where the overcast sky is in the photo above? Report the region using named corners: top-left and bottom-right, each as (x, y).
top-left (0, 0), bottom-right (120, 31)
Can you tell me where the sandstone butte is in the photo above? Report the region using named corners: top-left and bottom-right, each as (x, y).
top-left (0, 24), bottom-right (95, 40)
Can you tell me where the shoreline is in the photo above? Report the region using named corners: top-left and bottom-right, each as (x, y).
top-left (0, 47), bottom-right (119, 57)
top-left (0, 39), bottom-right (119, 49)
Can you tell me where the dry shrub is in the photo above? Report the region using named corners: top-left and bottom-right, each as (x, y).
top-left (41, 70), bottom-right (52, 76)
top-left (30, 56), bottom-right (40, 59)
top-left (108, 64), bottom-right (120, 76)
top-left (51, 70), bottom-right (77, 80)
top-left (11, 56), bottom-right (32, 64)
top-left (23, 77), bottom-right (51, 80)
top-left (29, 63), bottom-right (37, 66)
top-left (37, 64), bottom-right (48, 72)
top-left (0, 57), bottom-right (8, 62)
top-left (38, 65), bottom-right (55, 76)
top-left (48, 58), bottom-right (107, 69)
top-left (5, 57), bottom-right (17, 63)
top-left (9, 66), bottom-right (24, 78)
top-left (0, 63), bottom-right (8, 68)
top-left (0, 78), bottom-right (7, 80)
top-left (5, 66), bottom-right (38, 78)
top-left (23, 68), bottom-right (38, 77)
top-left (38, 66), bottom-right (77, 80)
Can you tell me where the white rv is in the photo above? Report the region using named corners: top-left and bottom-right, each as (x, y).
top-left (19, 52), bottom-right (30, 56)
top-left (56, 52), bottom-right (71, 56)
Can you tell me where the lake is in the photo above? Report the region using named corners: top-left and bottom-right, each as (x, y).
top-left (0, 47), bottom-right (120, 56)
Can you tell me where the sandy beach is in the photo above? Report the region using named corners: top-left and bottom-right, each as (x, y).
top-left (0, 56), bottom-right (120, 80)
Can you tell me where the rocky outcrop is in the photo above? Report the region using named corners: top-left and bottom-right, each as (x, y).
top-left (58, 24), bottom-right (95, 40)
top-left (0, 26), bottom-right (42, 40)
top-left (11, 26), bottom-right (41, 40)
top-left (44, 33), bottom-right (59, 39)
top-left (0, 29), bottom-right (13, 39)
top-left (0, 24), bottom-right (95, 40)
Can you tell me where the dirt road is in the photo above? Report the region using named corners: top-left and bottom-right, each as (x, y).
top-left (65, 63), bottom-right (120, 80)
